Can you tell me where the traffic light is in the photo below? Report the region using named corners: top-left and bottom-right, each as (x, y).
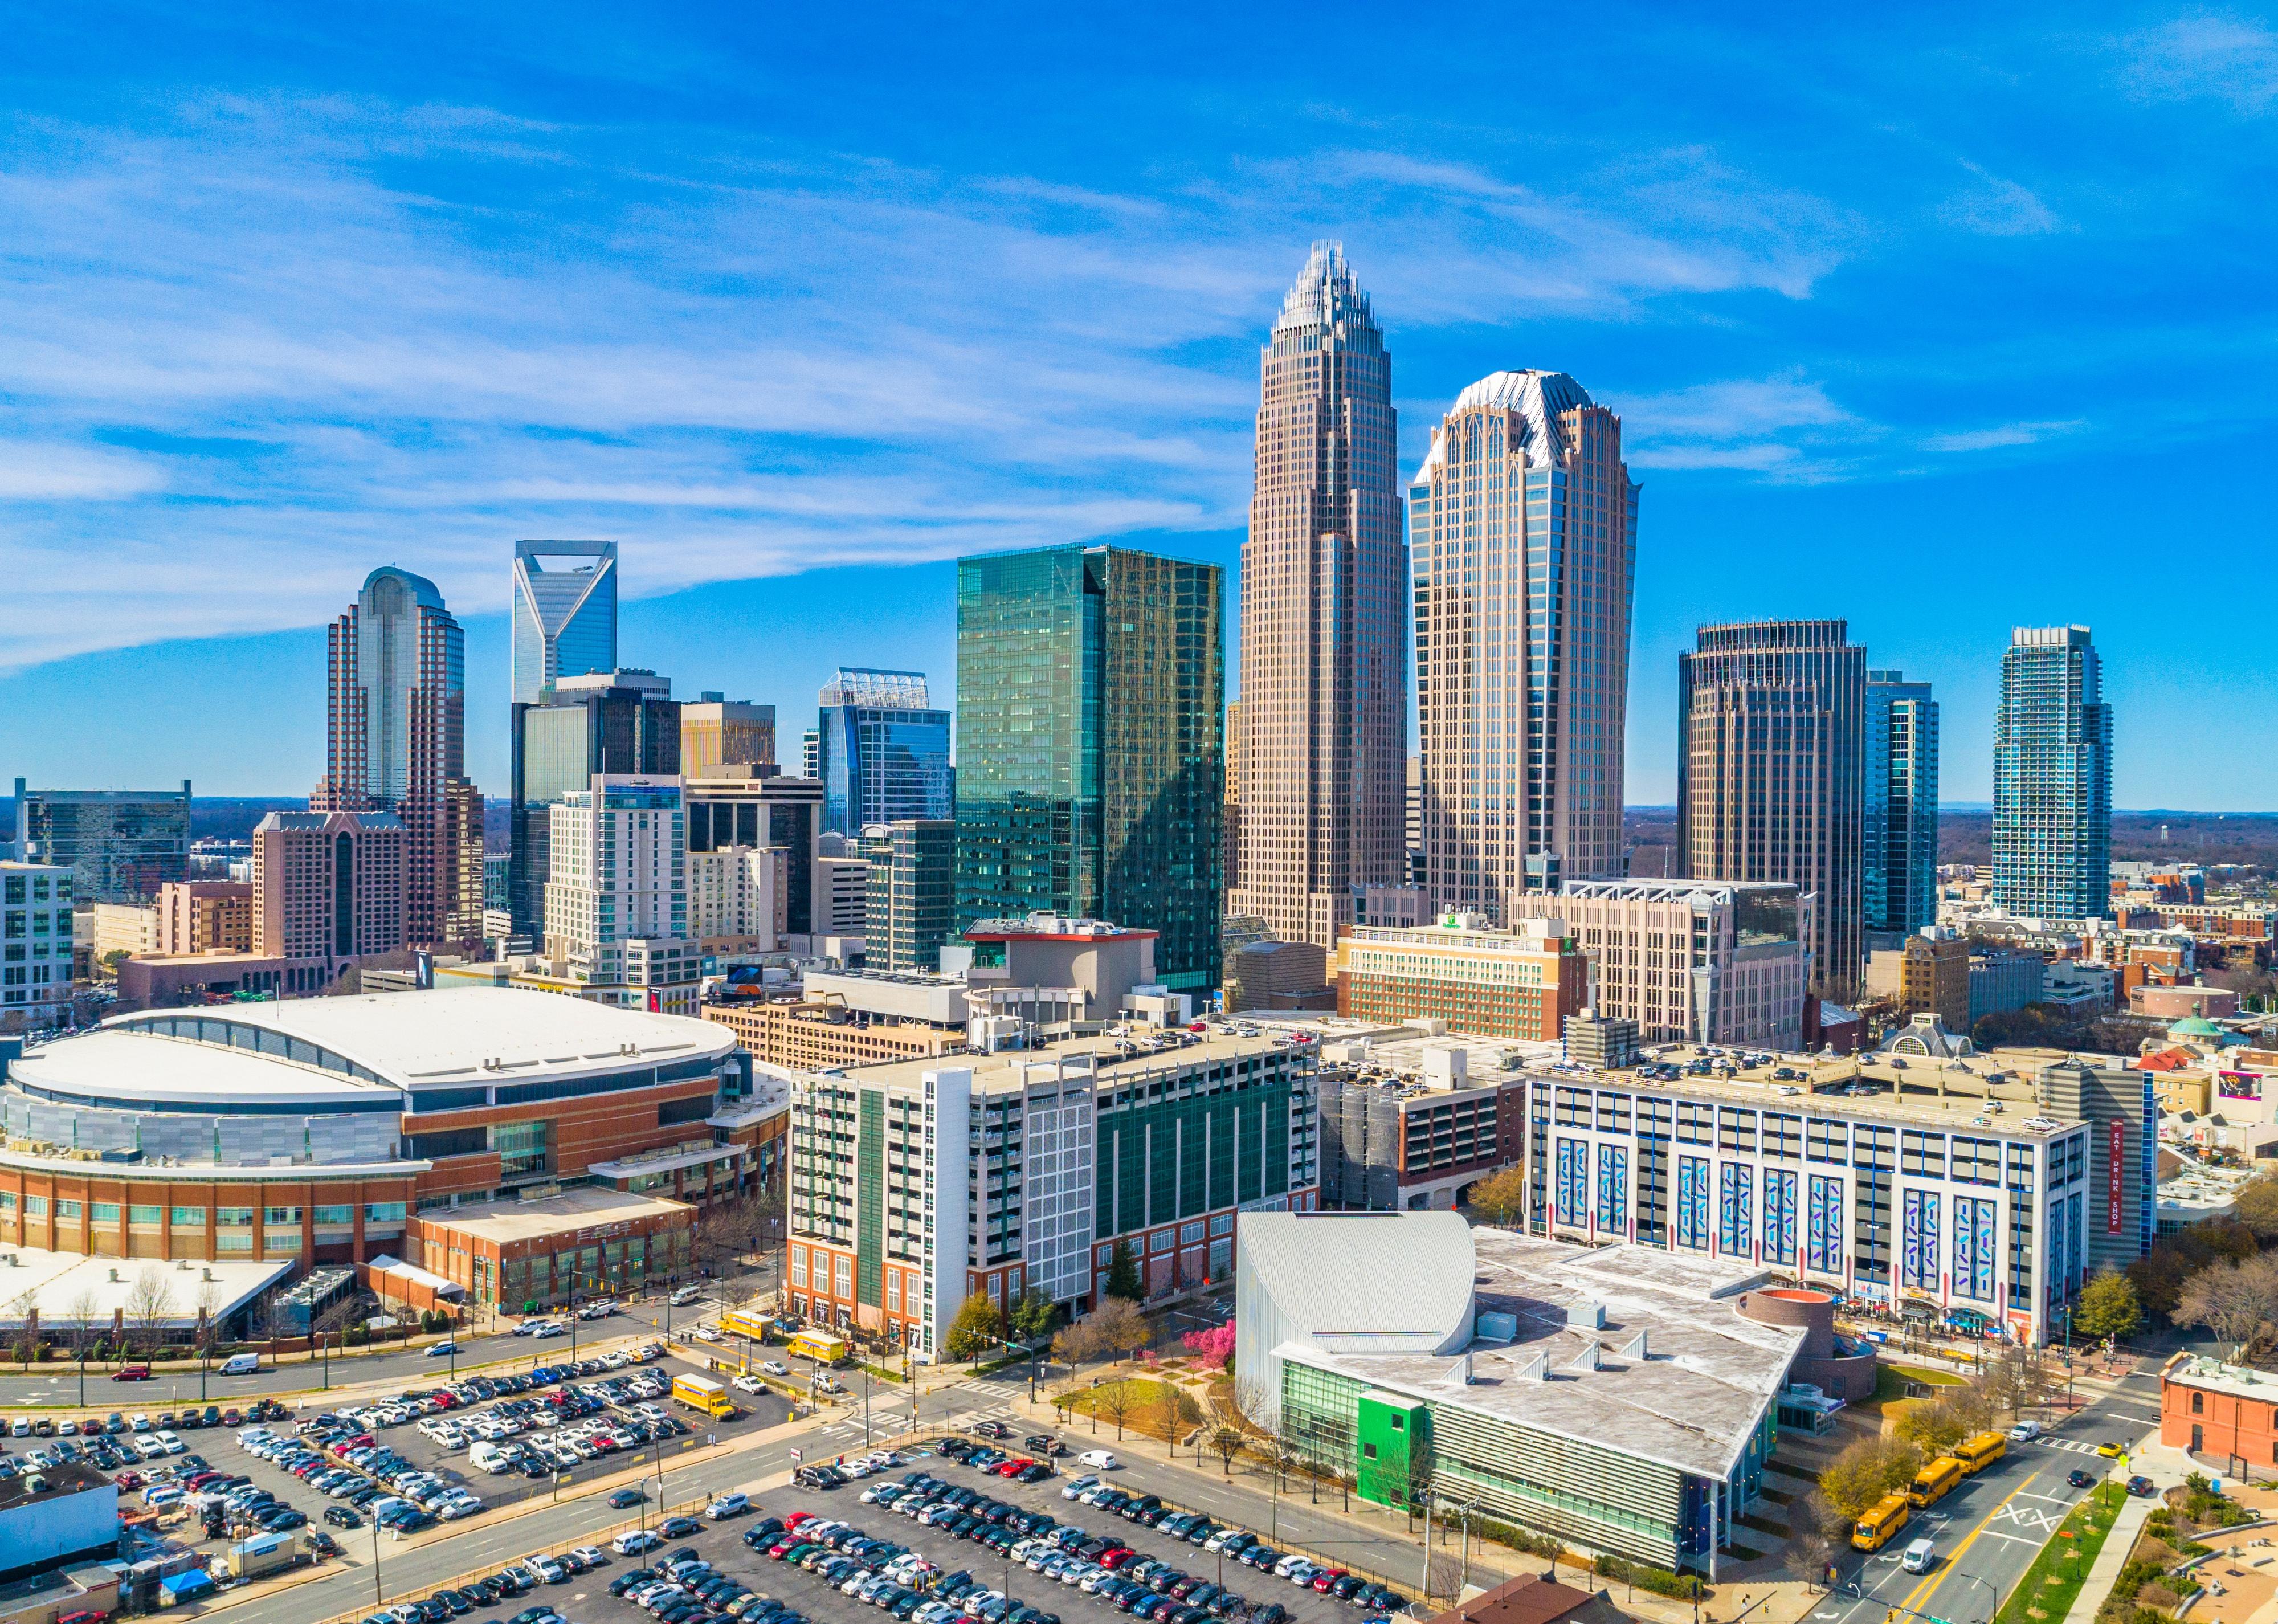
top-left (1887, 1610), bottom-right (1898, 1623)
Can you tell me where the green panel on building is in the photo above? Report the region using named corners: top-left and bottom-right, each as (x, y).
top-left (1355, 1392), bottom-right (1427, 1509)
top-left (856, 1089), bottom-right (885, 1308)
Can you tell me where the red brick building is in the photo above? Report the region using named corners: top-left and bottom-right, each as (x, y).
top-left (2160, 1352), bottom-right (2278, 1471)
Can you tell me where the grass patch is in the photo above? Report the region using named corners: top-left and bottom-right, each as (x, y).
top-left (1874, 1362), bottom-right (1966, 1402)
top-left (1991, 1482), bottom-right (2127, 1624)
top-left (1054, 1377), bottom-right (1205, 1443)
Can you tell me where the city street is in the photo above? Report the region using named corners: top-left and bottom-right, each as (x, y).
top-left (1819, 1365), bottom-right (2167, 1624)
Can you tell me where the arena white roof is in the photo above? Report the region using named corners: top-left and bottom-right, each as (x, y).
top-left (0, 1246), bottom-right (292, 1328)
top-left (14, 1028), bottom-right (390, 1109)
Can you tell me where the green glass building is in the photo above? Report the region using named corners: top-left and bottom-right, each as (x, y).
top-left (955, 545), bottom-right (1225, 993)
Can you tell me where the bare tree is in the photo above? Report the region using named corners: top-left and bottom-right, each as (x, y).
top-left (1206, 1424), bottom-right (1247, 1478)
top-left (1095, 1379), bottom-right (1139, 1441)
top-left (2177, 1254), bottom-right (2278, 1354)
top-left (66, 1287), bottom-right (103, 1367)
top-left (1150, 1379), bottom-right (1188, 1455)
top-left (1088, 1298), bottom-right (1149, 1365)
top-left (6, 1287), bottom-right (39, 1370)
top-left (1783, 1492), bottom-right (1840, 1589)
top-left (1052, 1317), bottom-right (1104, 1373)
top-left (125, 1267), bottom-right (178, 1358)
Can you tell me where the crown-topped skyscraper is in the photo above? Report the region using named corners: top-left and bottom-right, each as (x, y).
top-left (1231, 242), bottom-right (1406, 950)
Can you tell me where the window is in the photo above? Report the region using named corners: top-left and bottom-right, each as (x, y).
top-left (129, 1205), bottom-right (161, 1225)
top-left (0, 1193), bottom-right (13, 1210)
top-left (91, 1203), bottom-right (120, 1223)
top-left (216, 1207), bottom-right (254, 1226)
top-left (24, 1197), bottom-right (44, 1217)
top-left (170, 1207), bottom-right (205, 1227)
top-left (365, 1202), bottom-right (407, 1224)
top-left (264, 1206), bottom-right (301, 1225)
top-left (55, 1200), bottom-right (80, 1219)
top-left (2192, 1391), bottom-right (2204, 1414)
top-left (313, 1205), bottom-right (354, 1226)
top-left (216, 1233), bottom-right (252, 1252)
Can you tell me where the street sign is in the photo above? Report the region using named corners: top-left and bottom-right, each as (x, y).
top-left (790, 1447), bottom-right (803, 1464)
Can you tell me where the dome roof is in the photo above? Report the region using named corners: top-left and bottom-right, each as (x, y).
top-left (1413, 369), bottom-right (1594, 483)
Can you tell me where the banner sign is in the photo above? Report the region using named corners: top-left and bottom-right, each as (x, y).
top-left (2219, 1071), bottom-right (2263, 1100)
top-left (2107, 1119), bottom-right (2126, 1235)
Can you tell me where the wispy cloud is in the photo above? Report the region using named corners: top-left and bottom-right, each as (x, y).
top-left (1924, 418), bottom-right (2087, 453)
top-left (2125, 14), bottom-right (2278, 112)
top-left (1610, 377), bottom-right (1869, 479)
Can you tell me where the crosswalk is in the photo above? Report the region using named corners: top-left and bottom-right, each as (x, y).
top-left (2035, 1435), bottom-right (2111, 1456)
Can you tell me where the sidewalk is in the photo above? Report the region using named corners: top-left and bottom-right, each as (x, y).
top-left (2057, 1441), bottom-right (2195, 1624)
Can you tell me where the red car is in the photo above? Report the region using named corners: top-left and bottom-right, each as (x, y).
top-left (995, 1458), bottom-right (1036, 1477)
top-left (115, 1471), bottom-right (144, 1491)
top-left (1311, 1570), bottom-right (1348, 1593)
top-left (1100, 1549), bottom-right (1136, 1569)
top-left (785, 1511), bottom-right (818, 1528)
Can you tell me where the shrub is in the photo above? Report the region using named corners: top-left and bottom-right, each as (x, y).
top-left (1593, 1554), bottom-right (1701, 1600)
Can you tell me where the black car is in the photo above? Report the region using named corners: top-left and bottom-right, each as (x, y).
top-left (1251, 1607), bottom-right (1287, 1624)
top-left (2067, 1468), bottom-right (2097, 1490)
top-left (2127, 1475), bottom-right (2158, 1496)
top-left (612, 1488), bottom-right (650, 1509)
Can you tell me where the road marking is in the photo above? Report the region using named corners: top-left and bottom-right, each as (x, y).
top-left (1896, 1476), bottom-right (2036, 1619)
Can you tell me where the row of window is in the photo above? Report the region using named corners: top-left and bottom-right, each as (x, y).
top-left (0, 1193), bottom-right (405, 1225)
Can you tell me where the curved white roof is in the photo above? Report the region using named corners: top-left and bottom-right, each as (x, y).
top-left (1240, 1210), bottom-right (1475, 1354)
top-left (13, 1028), bottom-right (391, 1110)
top-left (1412, 369), bottom-right (1594, 483)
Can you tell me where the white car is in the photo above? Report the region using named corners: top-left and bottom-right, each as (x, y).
top-left (128, 1413), bottom-right (152, 1431)
top-left (1060, 1475), bottom-right (1097, 1500)
top-left (155, 1429), bottom-right (185, 1454)
top-left (761, 1361), bottom-right (790, 1377)
top-left (529, 1554), bottom-right (568, 1583)
top-left (613, 1530), bottom-right (664, 1556)
top-left (732, 1374), bottom-right (766, 1394)
top-left (1077, 1449), bottom-right (1118, 1470)
top-left (708, 1493), bottom-right (749, 1519)
top-left (529, 1321), bottom-right (566, 1339)
top-left (691, 1324), bottom-right (725, 1343)
top-left (2008, 1420), bottom-right (2042, 1442)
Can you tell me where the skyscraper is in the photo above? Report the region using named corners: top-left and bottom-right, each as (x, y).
top-left (954, 544), bottom-right (1224, 992)
top-left (544, 775), bottom-right (698, 1014)
top-left (507, 670), bottom-right (679, 936)
top-left (511, 541), bottom-right (618, 705)
top-left (1411, 371), bottom-right (1636, 921)
top-left (251, 809), bottom-right (407, 991)
top-left (317, 567), bottom-right (466, 948)
top-left (1864, 670), bottom-right (1940, 939)
top-left (860, 818), bottom-right (956, 973)
top-left (813, 669), bottom-right (953, 836)
top-left (1677, 620), bottom-right (1866, 1003)
top-left (680, 692), bottom-right (777, 776)
top-left (1231, 242), bottom-right (1405, 951)
top-left (1993, 626), bottom-right (2113, 921)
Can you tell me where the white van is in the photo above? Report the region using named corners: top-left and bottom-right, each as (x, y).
top-left (468, 1442), bottom-right (512, 1474)
top-left (1902, 1538), bottom-right (1937, 1574)
top-left (220, 1353), bottom-right (262, 1376)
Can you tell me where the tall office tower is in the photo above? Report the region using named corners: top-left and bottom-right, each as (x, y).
top-left (1232, 241), bottom-right (1405, 952)
top-left (814, 669), bottom-right (954, 835)
top-left (507, 670), bottom-right (679, 936)
top-left (861, 819), bottom-right (956, 973)
top-left (955, 544), bottom-right (1225, 992)
top-left (1411, 372), bottom-right (1637, 922)
top-left (318, 567), bottom-right (466, 949)
top-left (684, 765), bottom-right (824, 936)
top-left (12, 778), bottom-right (191, 903)
top-left (250, 809), bottom-right (407, 992)
top-left (1222, 701), bottom-right (1243, 896)
top-left (543, 775), bottom-right (698, 1014)
top-left (680, 692), bottom-right (776, 776)
top-left (1676, 620), bottom-right (1866, 1003)
top-left (443, 776), bottom-right (485, 944)
top-left (1993, 626), bottom-right (2113, 921)
top-left (1864, 670), bottom-right (1940, 939)
top-left (511, 540), bottom-right (618, 705)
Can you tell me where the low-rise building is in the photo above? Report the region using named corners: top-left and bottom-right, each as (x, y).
top-left (2137, 984), bottom-right (2240, 1021)
top-left (0, 1463), bottom-right (118, 1586)
top-left (153, 880), bottom-right (254, 957)
top-left (1317, 1043), bottom-right (1526, 1211)
top-left (786, 1027), bottom-right (1318, 1356)
top-left (399, 1186), bottom-right (698, 1311)
top-left (1333, 915), bottom-right (1587, 1042)
top-left (1222, 938), bottom-right (1332, 1013)
top-left (1238, 1213), bottom-right (1801, 1577)
top-left (2160, 1354), bottom-right (2278, 1471)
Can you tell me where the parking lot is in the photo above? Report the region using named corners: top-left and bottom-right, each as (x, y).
top-left (117, 1343), bottom-right (791, 1565)
top-left (541, 1435), bottom-right (1394, 1624)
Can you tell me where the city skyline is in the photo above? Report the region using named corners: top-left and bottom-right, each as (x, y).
top-left (2, 6), bottom-right (2273, 807)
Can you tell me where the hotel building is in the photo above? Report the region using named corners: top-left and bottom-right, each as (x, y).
top-left (785, 1031), bottom-right (1318, 1358)
top-left (1332, 915), bottom-right (1587, 1042)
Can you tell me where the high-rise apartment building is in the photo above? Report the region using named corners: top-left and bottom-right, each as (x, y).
top-left (12, 778), bottom-right (191, 903)
top-left (1223, 700), bottom-right (1243, 896)
top-left (251, 810), bottom-right (407, 992)
top-left (814, 840), bottom-right (871, 939)
top-left (814, 670), bottom-right (953, 837)
top-left (543, 776), bottom-right (698, 1014)
top-left (1677, 621), bottom-right (1866, 1003)
top-left (680, 692), bottom-right (777, 777)
top-left (1993, 626), bottom-right (2113, 921)
top-left (684, 765), bottom-right (824, 938)
top-left (1865, 670), bottom-right (1939, 939)
top-left (1, 860), bottom-right (75, 1027)
top-left (954, 544), bottom-right (1224, 993)
top-left (1232, 242), bottom-right (1405, 951)
top-left (689, 844), bottom-right (787, 954)
top-left (1509, 879), bottom-right (1811, 1049)
top-left (508, 670), bottom-right (679, 936)
top-left (317, 568), bottom-right (468, 949)
top-left (511, 541), bottom-right (618, 705)
top-left (862, 819), bottom-right (956, 973)
top-left (1411, 372), bottom-right (1636, 920)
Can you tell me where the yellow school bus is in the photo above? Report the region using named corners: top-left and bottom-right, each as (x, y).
top-left (1953, 1432), bottom-right (2008, 1475)
top-left (1908, 1455), bottom-right (1965, 1508)
top-left (787, 1329), bottom-right (852, 1366)
top-left (1852, 1493), bottom-right (1912, 1552)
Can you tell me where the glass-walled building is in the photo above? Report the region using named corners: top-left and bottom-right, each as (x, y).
top-left (511, 540), bottom-right (618, 706)
top-left (814, 669), bottom-right (952, 835)
top-left (13, 778), bottom-right (191, 904)
top-left (954, 545), bottom-right (1225, 993)
top-left (507, 670), bottom-right (679, 937)
top-left (1865, 670), bottom-right (1940, 939)
top-left (1993, 626), bottom-right (2112, 921)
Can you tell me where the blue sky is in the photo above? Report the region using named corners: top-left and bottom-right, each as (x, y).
top-left (1, 2), bottom-right (2274, 803)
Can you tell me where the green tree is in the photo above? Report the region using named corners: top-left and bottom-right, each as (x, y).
top-left (944, 1292), bottom-right (1005, 1362)
top-left (1818, 1434), bottom-right (1924, 1521)
top-left (2231, 1176), bottom-right (2278, 1243)
top-left (1104, 1239), bottom-right (1144, 1301)
top-left (2073, 1267), bottom-right (2143, 1343)
top-left (1467, 1166), bottom-right (1528, 1227)
top-left (1009, 1289), bottom-right (1058, 1346)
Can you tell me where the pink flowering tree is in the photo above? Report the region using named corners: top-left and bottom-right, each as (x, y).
top-left (1181, 1323), bottom-right (1235, 1371)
